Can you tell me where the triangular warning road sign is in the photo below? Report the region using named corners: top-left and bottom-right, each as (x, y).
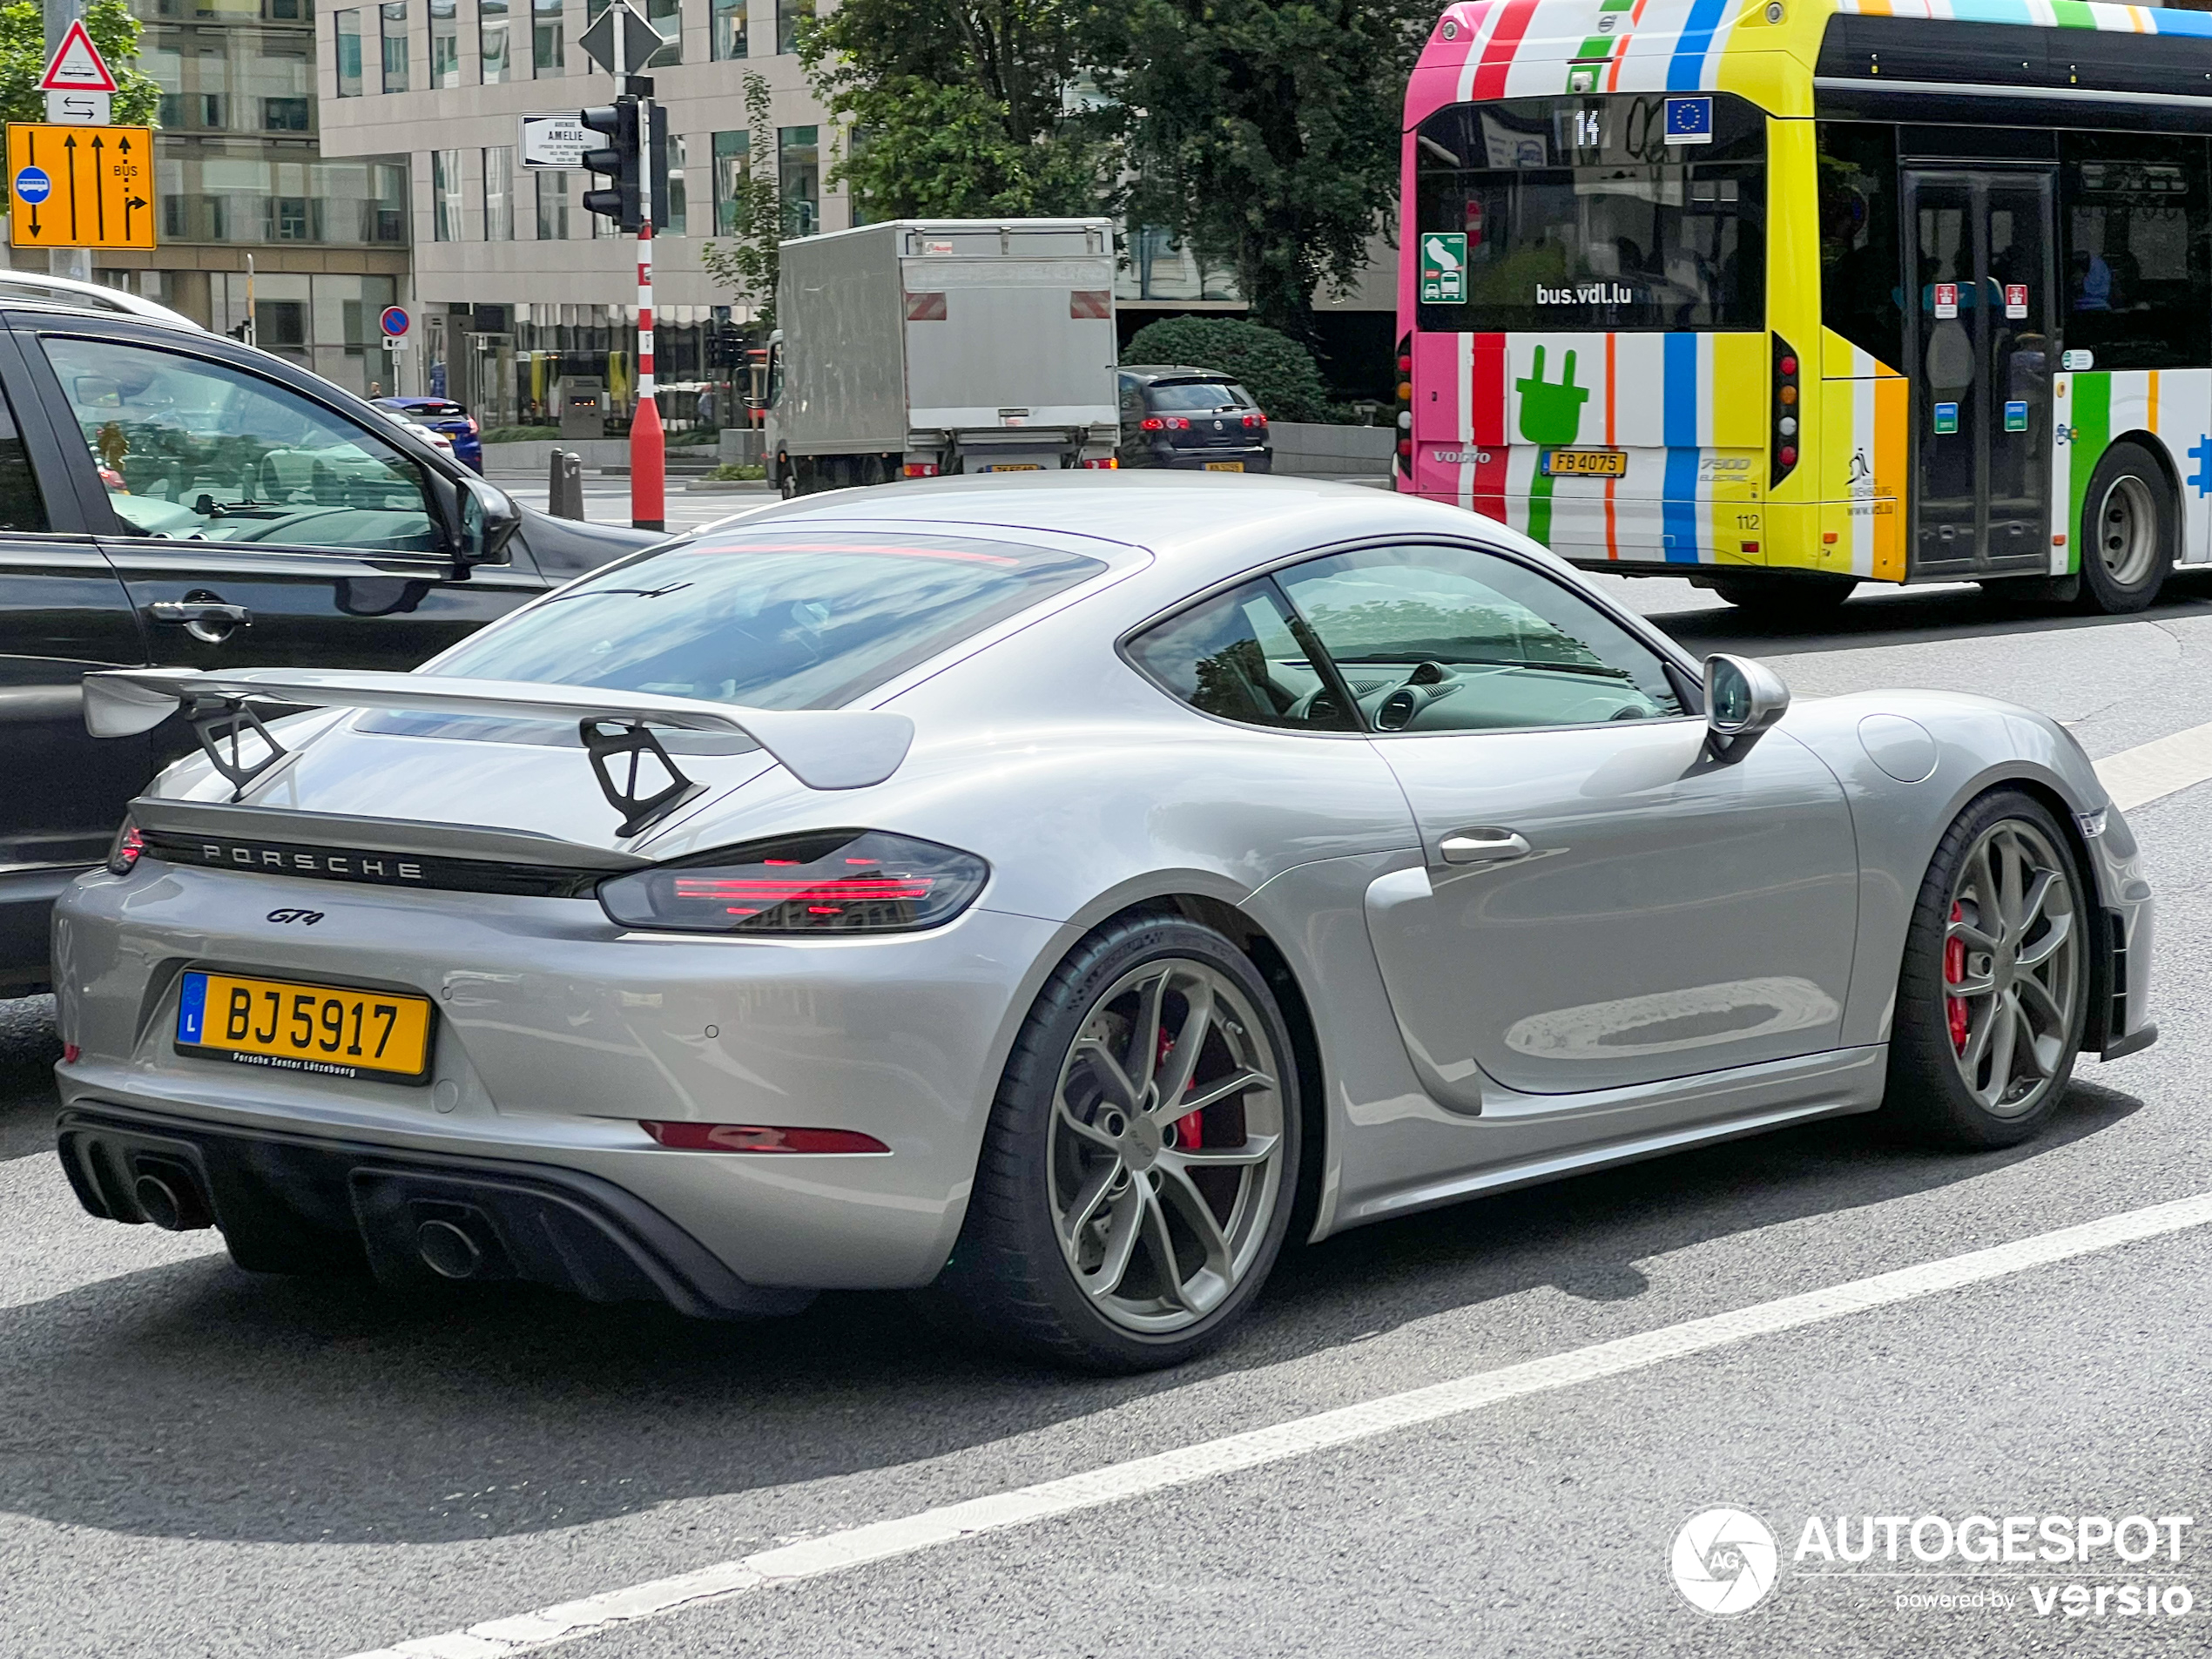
top-left (39, 21), bottom-right (118, 93)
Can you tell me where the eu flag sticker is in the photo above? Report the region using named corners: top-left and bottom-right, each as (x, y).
top-left (178, 970), bottom-right (207, 1043)
top-left (1662, 96), bottom-right (1713, 145)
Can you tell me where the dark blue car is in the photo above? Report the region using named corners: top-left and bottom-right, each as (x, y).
top-left (375, 395), bottom-right (482, 471)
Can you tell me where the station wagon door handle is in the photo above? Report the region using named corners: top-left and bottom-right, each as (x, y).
top-left (1438, 828), bottom-right (1532, 865)
top-left (151, 599), bottom-right (253, 644)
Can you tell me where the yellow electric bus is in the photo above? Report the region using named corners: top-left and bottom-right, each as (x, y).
top-left (1396, 0), bottom-right (2212, 615)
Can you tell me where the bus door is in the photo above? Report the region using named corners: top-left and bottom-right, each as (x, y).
top-left (1903, 169), bottom-right (2057, 577)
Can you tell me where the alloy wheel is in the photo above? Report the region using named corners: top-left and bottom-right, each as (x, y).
top-left (1942, 818), bottom-right (2081, 1116)
top-left (1048, 956), bottom-right (1287, 1334)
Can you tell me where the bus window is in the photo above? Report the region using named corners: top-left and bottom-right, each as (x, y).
top-left (1817, 122), bottom-right (1903, 373)
top-left (2059, 132), bottom-right (2211, 371)
top-left (1412, 93), bottom-right (1764, 334)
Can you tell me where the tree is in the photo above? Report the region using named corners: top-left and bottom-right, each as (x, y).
top-left (698, 71), bottom-right (781, 330)
top-left (799, 0), bottom-right (1111, 219)
top-left (1123, 315), bottom-right (1328, 422)
top-left (1089, 0), bottom-right (1429, 341)
top-left (0, 0), bottom-right (162, 129)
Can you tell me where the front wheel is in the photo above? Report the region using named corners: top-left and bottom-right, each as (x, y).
top-left (2078, 441), bottom-right (2175, 614)
top-left (1883, 789), bottom-right (2089, 1148)
top-left (934, 914), bottom-right (1301, 1372)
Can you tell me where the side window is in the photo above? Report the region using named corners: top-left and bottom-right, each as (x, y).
top-left (1125, 578), bottom-right (1356, 732)
top-left (41, 334), bottom-right (442, 554)
top-left (1275, 544), bottom-right (1685, 732)
top-left (0, 377), bottom-right (47, 534)
top-left (2059, 132), bottom-right (2212, 370)
top-left (1817, 121), bottom-right (1903, 372)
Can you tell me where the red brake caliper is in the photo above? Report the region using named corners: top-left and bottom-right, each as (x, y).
top-left (1163, 1025), bottom-right (1203, 1149)
top-left (1945, 900), bottom-right (1969, 1052)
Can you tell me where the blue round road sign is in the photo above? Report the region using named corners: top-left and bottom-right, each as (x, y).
top-left (379, 306), bottom-right (409, 338)
top-left (14, 166), bottom-right (51, 205)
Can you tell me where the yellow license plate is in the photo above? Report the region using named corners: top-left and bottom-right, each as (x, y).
top-left (1541, 448), bottom-right (1627, 477)
top-left (982, 463), bottom-right (1043, 472)
top-left (176, 969), bottom-right (435, 1083)
top-left (1204, 461), bottom-right (1245, 472)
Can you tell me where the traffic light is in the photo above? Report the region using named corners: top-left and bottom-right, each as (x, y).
top-left (580, 97), bottom-right (641, 232)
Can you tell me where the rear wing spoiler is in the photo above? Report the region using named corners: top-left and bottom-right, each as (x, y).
top-left (84, 666), bottom-right (914, 834)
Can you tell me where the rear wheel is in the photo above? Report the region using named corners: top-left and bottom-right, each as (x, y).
top-left (1708, 572), bottom-right (1858, 617)
top-left (2078, 441), bottom-right (2175, 614)
top-left (934, 914), bottom-right (1300, 1372)
top-left (1884, 789), bottom-right (2088, 1148)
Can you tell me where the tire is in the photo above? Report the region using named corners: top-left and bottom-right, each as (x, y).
top-left (2077, 441), bottom-right (2175, 615)
top-left (1883, 789), bottom-right (2090, 1149)
top-left (933, 914), bottom-right (1303, 1372)
top-left (775, 454), bottom-right (796, 500)
top-left (1709, 573), bottom-right (1858, 616)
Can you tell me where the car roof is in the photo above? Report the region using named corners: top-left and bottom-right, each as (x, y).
top-left (1120, 365), bottom-right (1238, 384)
top-left (0, 273), bottom-right (205, 333)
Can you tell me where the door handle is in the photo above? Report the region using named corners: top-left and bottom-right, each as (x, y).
top-left (151, 599), bottom-right (253, 644)
top-left (1438, 828), bottom-right (1532, 865)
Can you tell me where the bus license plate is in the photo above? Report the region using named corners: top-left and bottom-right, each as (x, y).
top-left (1541, 448), bottom-right (1627, 478)
top-left (175, 969), bottom-right (435, 1084)
top-left (1204, 462), bottom-right (1245, 472)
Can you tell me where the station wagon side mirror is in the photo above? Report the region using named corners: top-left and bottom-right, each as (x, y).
top-left (1703, 653), bottom-right (1790, 763)
top-left (458, 475), bottom-right (522, 569)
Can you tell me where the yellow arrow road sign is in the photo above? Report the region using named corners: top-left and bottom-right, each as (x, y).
top-left (6, 124), bottom-right (154, 249)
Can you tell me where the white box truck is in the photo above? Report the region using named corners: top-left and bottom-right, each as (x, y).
top-left (762, 219), bottom-right (1120, 494)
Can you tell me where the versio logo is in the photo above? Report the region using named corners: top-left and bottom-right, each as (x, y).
top-left (1673, 1508), bottom-right (1779, 1615)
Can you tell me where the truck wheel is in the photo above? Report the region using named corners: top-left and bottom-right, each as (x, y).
top-left (860, 455), bottom-right (887, 487)
top-left (2078, 441), bottom-right (2175, 614)
top-left (776, 454), bottom-right (796, 499)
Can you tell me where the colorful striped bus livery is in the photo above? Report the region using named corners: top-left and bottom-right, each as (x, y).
top-left (1399, 0), bottom-right (2212, 612)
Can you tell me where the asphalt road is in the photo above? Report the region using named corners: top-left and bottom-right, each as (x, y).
top-left (8, 569), bottom-right (2212, 1656)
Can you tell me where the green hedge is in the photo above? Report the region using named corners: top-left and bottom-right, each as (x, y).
top-left (1122, 317), bottom-right (1331, 423)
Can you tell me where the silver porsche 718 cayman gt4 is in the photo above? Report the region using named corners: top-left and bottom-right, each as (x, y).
top-left (51, 475), bottom-right (2155, 1371)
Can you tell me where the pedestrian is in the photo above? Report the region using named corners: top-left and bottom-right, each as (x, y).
top-left (368, 380), bottom-right (384, 398)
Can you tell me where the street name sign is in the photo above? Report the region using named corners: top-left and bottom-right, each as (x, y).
top-left (520, 112), bottom-right (590, 169)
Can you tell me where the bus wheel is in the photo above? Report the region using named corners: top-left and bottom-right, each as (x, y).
top-left (1708, 573), bottom-right (1857, 616)
top-left (2079, 442), bottom-right (2175, 615)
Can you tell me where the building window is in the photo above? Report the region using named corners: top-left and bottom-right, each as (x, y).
top-left (711, 0), bottom-right (744, 59)
top-left (586, 0), bottom-right (677, 65)
top-left (257, 300), bottom-right (308, 348)
top-left (776, 0), bottom-right (809, 54)
top-left (664, 132), bottom-right (686, 234)
top-left (479, 0), bottom-right (510, 83)
top-left (336, 9), bottom-right (363, 95)
top-left (429, 0), bottom-right (460, 86)
top-left (265, 96), bottom-right (310, 130)
top-left (433, 147), bottom-right (462, 240)
top-left (533, 0), bottom-right (563, 75)
top-left (273, 196), bottom-right (313, 239)
top-left (536, 168), bottom-right (570, 239)
top-left (712, 127), bottom-right (746, 234)
top-left (779, 125), bottom-right (817, 236)
top-left (483, 145), bottom-right (515, 239)
top-left (380, 1), bottom-right (409, 91)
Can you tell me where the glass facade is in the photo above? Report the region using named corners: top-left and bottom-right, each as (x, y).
top-left (146, 28), bottom-right (315, 131)
top-left (536, 169), bottom-right (570, 240)
top-left (430, 0), bottom-right (460, 86)
top-left (480, 0), bottom-right (511, 82)
top-left (157, 154), bottom-right (406, 244)
top-left (711, 0), bottom-right (745, 59)
top-left (533, 0), bottom-right (563, 75)
top-left (335, 9), bottom-right (361, 95)
top-left (665, 133), bottom-right (686, 235)
top-left (779, 125), bottom-right (817, 236)
top-left (484, 145), bottom-right (515, 239)
top-left (712, 128), bottom-right (747, 235)
top-left (776, 0), bottom-right (810, 54)
top-left (433, 147), bottom-right (462, 240)
top-left (379, 1), bottom-right (408, 92)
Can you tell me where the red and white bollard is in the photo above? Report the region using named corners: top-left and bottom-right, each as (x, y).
top-left (631, 220), bottom-right (665, 532)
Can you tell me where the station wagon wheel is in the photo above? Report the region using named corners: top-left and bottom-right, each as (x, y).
top-left (934, 914), bottom-right (1303, 1372)
top-left (1885, 789), bottom-right (2089, 1148)
top-left (1049, 956), bottom-right (1286, 1334)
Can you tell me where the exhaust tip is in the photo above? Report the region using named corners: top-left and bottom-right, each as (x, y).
top-left (132, 1167), bottom-right (212, 1231)
top-left (416, 1217), bottom-right (484, 1280)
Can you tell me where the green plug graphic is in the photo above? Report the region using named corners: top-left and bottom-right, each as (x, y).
top-left (1516, 345), bottom-right (1589, 444)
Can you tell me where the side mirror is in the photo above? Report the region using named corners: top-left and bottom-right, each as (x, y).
top-left (1704, 653), bottom-right (1790, 762)
top-left (458, 475), bottom-right (522, 568)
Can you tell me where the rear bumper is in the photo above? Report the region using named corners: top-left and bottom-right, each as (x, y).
top-left (57, 1103), bottom-right (815, 1318)
top-left (1140, 446), bottom-right (1273, 472)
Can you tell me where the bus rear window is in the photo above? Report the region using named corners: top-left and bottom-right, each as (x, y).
top-left (1414, 94), bottom-right (1764, 334)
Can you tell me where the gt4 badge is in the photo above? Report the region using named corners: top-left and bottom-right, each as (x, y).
top-left (266, 907), bottom-right (325, 926)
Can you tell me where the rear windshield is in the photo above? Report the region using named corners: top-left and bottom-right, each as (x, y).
top-left (1145, 381), bottom-right (1254, 412)
top-left (426, 529), bottom-right (1107, 712)
top-left (1414, 93), bottom-right (1765, 333)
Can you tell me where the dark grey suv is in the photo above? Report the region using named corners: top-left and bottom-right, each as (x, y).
top-left (1116, 367), bottom-right (1273, 473)
top-left (0, 297), bottom-right (657, 992)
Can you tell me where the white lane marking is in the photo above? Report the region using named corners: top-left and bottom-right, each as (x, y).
top-left (2094, 718), bottom-right (2212, 813)
top-left (341, 1190), bottom-right (2212, 1659)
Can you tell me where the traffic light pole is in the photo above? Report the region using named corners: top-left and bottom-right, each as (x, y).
top-left (632, 211), bottom-right (664, 532)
